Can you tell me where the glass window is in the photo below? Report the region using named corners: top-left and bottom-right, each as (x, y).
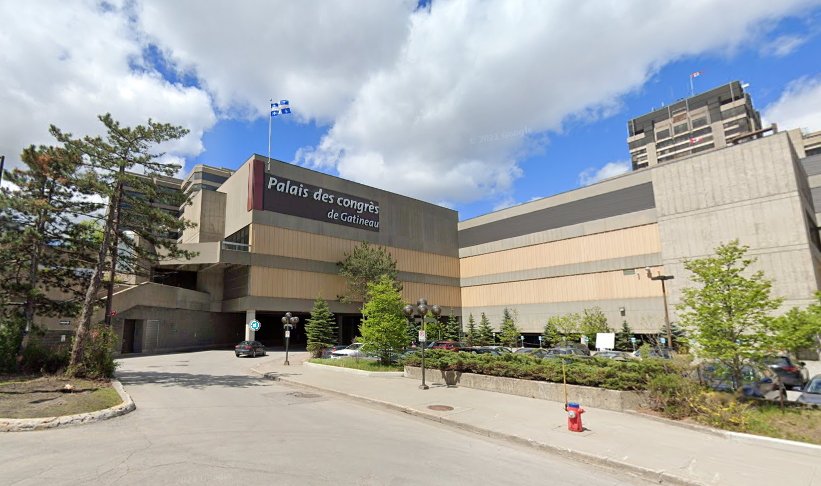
top-left (692, 116), bottom-right (708, 129)
top-left (656, 129), bottom-right (670, 140)
top-left (623, 269), bottom-right (636, 276)
top-left (673, 123), bottom-right (688, 135)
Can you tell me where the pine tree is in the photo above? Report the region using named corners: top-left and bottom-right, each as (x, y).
top-left (337, 241), bottom-right (400, 305)
top-left (444, 310), bottom-right (460, 341)
top-left (542, 316), bottom-right (564, 348)
top-left (614, 321), bottom-right (634, 351)
top-left (305, 294), bottom-right (337, 358)
top-left (498, 308), bottom-right (521, 347)
top-left (476, 312), bottom-right (495, 346)
top-left (50, 114), bottom-right (197, 375)
top-left (465, 313), bottom-right (477, 346)
top-left (0, 145), bottom-right (100, 361)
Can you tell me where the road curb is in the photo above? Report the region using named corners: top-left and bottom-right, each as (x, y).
top-left (0, 379), bottom-right (136, 432)
top-left (625, 410), bottom-right (821, 456)
top-left (253, 369), bottom-right (705, 486)
top-left (303, 361), bottom-right (405, 377)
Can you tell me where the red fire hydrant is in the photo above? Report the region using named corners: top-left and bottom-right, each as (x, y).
top-left (567, 402), bottom-right (585, 432)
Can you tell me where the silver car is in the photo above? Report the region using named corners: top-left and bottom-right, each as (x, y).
top-left (796, 375), bottom-right (821, 405)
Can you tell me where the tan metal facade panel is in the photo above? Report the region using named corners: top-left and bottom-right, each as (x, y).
top-left (460, 224), bottom-right (661, 278)
top-left (461, 267), bottom-right (664, 307)
top-left (249, 266), bottom-right (460, 307)
top-left (251, 224), bottom-right (459, 278)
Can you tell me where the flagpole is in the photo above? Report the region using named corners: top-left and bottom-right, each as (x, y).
top-left (267, 98), bottom-right (272, 171)
top-left (690, 76), bottom-right (694, 97)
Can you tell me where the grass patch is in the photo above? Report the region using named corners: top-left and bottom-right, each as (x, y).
top-left (0, 376), bottom-right (122, 419)
top-left (308, 358), bottom-right (403, 372)
top-left (744, 405), bottom-right (821, 445)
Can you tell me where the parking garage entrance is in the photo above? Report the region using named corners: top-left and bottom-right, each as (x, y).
top-left (250, 312), bottom-right (363, 349)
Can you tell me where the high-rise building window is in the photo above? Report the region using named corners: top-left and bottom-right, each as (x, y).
top-left (692, 116), bottom-right (708, 129)
top-left (674, 123), bottom-right (689, 135)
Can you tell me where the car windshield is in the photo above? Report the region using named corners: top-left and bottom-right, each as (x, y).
top-left (349, 343), bottom-right (363, 349)
top-left (765, 357), bottom-right (791, 367)
top-left (806, 378), bottom-right (821, 395)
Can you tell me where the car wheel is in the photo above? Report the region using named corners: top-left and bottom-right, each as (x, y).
top-left (263, 350), bottom-right (267, 356)
top-left (235, 353), bottom-right (240, 358)
top-left (252, 350), bottom-right (257, 358)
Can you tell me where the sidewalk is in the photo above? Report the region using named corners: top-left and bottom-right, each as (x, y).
top-left (251, 354), bottom-right (821, 486)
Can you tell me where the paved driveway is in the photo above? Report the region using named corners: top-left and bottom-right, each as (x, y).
top-left (0, 350), bottom-right (652, 486)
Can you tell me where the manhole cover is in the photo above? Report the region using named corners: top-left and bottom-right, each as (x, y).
top-left (427, 405), bottom-right (454, 412)
top-left (288, 392), bottom-right (322, 399)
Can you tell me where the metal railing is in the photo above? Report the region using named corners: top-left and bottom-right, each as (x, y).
top-left (221, 241), bottom-right (251, 252)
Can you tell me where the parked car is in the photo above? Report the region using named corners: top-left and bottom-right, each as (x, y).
top-left (545, 347), bottom-right (588, 357)
top-left (593, 350), bottom-right (635, 361)
top-left (514, 347), bottom-right (537, 354)
top-left (431, 341), bottom-right (464, 351)
top-left (321, 345), bottom-right (349, 359)
top-left (235, 341), bottom-right (266, 358)
top-left (796, 375), bottom-right (821, 405)
top-left (764, 355), bottom-right (810, 390)
top-left (481, 346), bottom-right (512, 354)
top-left (425, 340), bottom-right (450, 349)
top-left (331, 342), bottom-right (368, 359)
top-left (632, 347), bottom-right (674, 360)
top-left (699, 363), bottom-right (785, 401)
top-left (462, 347), bottom-right (503, 356)
top-left (549, 342), bottom-right (591, 356)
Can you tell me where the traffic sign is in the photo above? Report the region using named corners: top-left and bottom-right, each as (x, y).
top-left (630, 337), bottom-right (637, 343)
top-left (538, 336), bottom-right (542, 341)
top-left (285, 330), bottom-right (291, 338)
top-left (418, 330), bottom-right (426, 342)
top-left (660, 337), bottom-right (667, 344)
top-left (250, 320), bottom-right (261, 331)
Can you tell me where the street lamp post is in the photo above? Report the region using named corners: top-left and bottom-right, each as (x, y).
top-left (403, 299), bottom-right (441, 390)
top-left (281, 312), bottom-right (299, 366)
top-left (645, 267), bottom-right (675, 348)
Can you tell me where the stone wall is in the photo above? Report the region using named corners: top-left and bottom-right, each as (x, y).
top-left (404, 366), bottom-right (648, 412)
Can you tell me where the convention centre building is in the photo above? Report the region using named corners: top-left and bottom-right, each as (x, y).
top-left (34, 84), bottom-right (821, 354)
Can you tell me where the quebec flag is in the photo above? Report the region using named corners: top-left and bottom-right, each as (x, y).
top-left (279, 99), bottom-right (291, 115)
top-left (270, 102), bottom-right (280, 117)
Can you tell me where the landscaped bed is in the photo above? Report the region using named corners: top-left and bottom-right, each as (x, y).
top-left (0, 375), bottom-right (122, 419)
top-left (308, 358), bottom-right (403, 372)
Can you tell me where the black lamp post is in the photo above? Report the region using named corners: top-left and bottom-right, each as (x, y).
top-left (403, 299), bottom-right (441, 390)
top-left (645, 267), bottom-right (675, 348)
top-left (281, 312), bottom-right (299, 366)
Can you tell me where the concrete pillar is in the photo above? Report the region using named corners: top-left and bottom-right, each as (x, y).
top-left (245, 310), bottom-right (256, 341)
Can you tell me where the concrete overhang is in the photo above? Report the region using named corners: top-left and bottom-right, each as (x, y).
top-left (156, 242), bottom-right (252, 272)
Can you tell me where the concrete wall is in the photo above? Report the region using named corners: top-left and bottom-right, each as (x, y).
top-left (180, 190), bottom-right (227, 243)
top-left (219, 158), bottom-right (253, 239)
top-left (404, 367), bottom-right (649, 412)
top-left (112, 307), bottom-right (244, 353)
top-left (653, 132), bottom-right (821, 318)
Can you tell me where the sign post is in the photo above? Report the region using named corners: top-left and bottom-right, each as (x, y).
top-left (630, 336), bottom-right (637, 352)
top-left (538, 335), bottom-right (543, 348)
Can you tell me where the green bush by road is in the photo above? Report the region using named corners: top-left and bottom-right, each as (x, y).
top-left (402, 350), bottom-right (684, 391)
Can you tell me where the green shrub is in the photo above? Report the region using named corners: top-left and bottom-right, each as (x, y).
top-left (0, 316), bottom-right (25, 373)
top-left (401, 350), bottom-right (685, 391)
top-left (647, 373), bottom-right (701, 419)
top-left (67, 324), bottom-right (119, 379)
top-left (20, 338), bottom-right (70, 375)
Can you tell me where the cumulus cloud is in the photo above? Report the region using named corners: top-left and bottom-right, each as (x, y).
top-left (0, 1), bottom-right (216, 172)
top-left (3, 0), bottom-right (821, 208)
top-left (578, 161), bottom-right (631, 186)
top-left (293, 0), bottom-right (821, 205)
top-left (763, 75), bottom-right (821, 133)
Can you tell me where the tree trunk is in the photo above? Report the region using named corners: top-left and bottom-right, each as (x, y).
top-left (104, 179), bottom-right (124, 327)
top-left (68, 182), bottom-right (119, 373)
top-left (18, 185), bottom-right (51, 362)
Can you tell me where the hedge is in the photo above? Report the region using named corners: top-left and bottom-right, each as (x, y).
top-left (401, 350), bottom-right (684, 391)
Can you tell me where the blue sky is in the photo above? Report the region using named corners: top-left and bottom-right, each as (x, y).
top-left (2, 1), bottom-right (821, 221)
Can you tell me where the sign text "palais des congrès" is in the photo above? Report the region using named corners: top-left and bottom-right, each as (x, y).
top-left (263, 175), bottom-right (380, 231)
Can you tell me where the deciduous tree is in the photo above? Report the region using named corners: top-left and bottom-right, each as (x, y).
top-left (337, 241), bottom-right (400, 305)
top-left (359, 275), bottom-right (407, 365)
top-left (678, 240), bottom-right (781, 388)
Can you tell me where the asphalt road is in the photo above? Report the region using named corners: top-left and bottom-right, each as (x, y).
top-left (0, 350), bottom-right (656, 486)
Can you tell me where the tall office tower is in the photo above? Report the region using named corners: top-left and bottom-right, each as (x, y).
top-left (627, 81), bottom-right (763, 170)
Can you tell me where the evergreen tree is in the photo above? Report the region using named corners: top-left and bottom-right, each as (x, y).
top-left (614, 321), bottom-right (634, 351)
top-left (476, 313), bottom-right (494, 346)
top-left (465, 313), bottom-right (477, 346)
top-left (50, 114), bottom-right (196, 375)
top-left (405, 316), bottom-right (419, 346)
top-left (498, 308), bottom-right (521, 347)
top-left (678, 240), bottom-right (781, 388)
top-left (337, 241), bottom-right (400, 305)
top-left (0, 145), bottom-right (99, 361)
top-left (444, 310), bottom-right (460, 341)
top-left (542, 316), bottom-right (565, 348)
top-left (305, 294), bottom-right (337, 358)
top-left (359, 275), bottom-right (407, 365)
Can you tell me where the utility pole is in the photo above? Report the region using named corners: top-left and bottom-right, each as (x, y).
top-left (646, 267), bottom-right (675, 347)
top-left (0, 155), bottom-right (5, 185)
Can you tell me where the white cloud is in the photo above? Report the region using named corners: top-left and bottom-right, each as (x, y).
top-left (294, 0), bottom-right (821, 205)
top-left (3, 0), bottom-right (821, 208)
top-left (760, 34), bottom-right (810, 57)
top-left (578, 161), bottom-right (631, 186)
top-left (763, 75), bottom-right (821, 133)
top-left (0, 1), bottom-right (216, 173)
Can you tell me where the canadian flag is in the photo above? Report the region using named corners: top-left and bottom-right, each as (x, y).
top-left (691, 71), bottom-right (702, 78)
top-left (689, 137), bottom-right (702, 144)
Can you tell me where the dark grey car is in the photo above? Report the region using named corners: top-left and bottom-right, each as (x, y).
top-left (797, 375), bottom-right (821, 405)
top-left (235, 341), bottom-right (266, 358)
